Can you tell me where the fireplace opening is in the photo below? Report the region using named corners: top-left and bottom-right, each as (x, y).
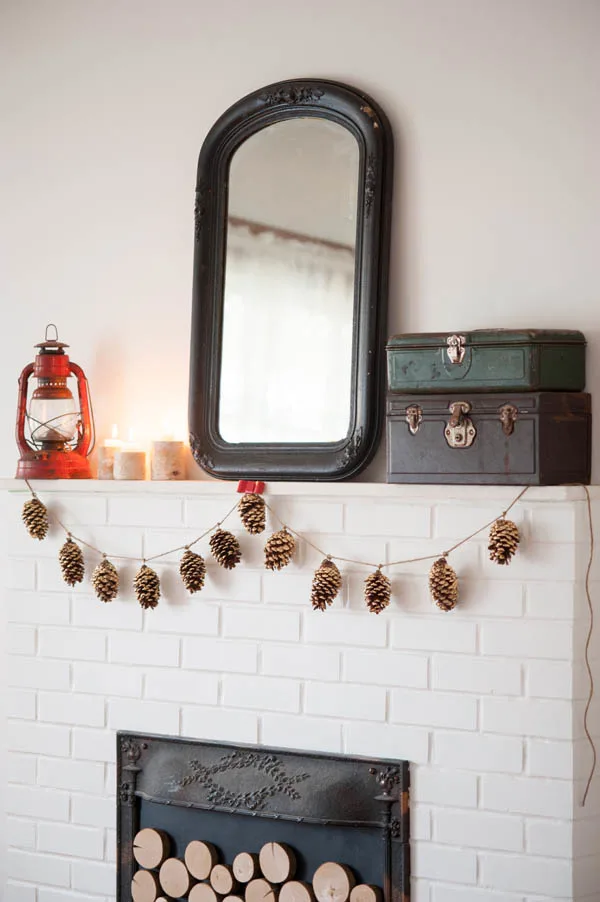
top-left (117, 733), bottom-right (410, 902)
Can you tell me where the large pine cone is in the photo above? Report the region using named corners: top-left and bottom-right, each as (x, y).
top-left (239, 493), bottom-right (266, 534)
top-left (210, 528), bottom-right (242, 569)
top-left (22, 496), bottom-right (49, 540)
top-left (311, 559), bottom-right (342, 611)
top-left (92, 558), bottom-right (119, 603)
top-left (134, 564), bottom-right (160, 610)
top-left (180, 548), bottom-right (206, 593)
top-left (364, 568), bottom-right (391, 614)
top-left (59, 538), bottom-right (85, 586)
top-left (429, 557), bottom-right (458, 611)
top-left (264, 528), bottom-right (296, 571)
top-left (489, 517), bottom-right (520, 565)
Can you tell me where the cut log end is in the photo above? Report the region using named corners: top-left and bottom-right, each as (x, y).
top-left (280, 880), bottom-right (316, 902)
top-left (159, 858), bottom-right (193, 898)
top-left (132, 869), bottom-right (161, 902)
top-left (350, 886), bottom-right (382, 902)
top-left (189, 885), bottom-right (220, 902)
top-left (259, 842), bottom-right (296, 884)
top-left (210, 863), bottom-right (238, 896)
top-left (233, 851), bottom-right (259, 883)
top-left (313, 863), bottom-right (356, 902)
top-left (133, 828), bottom-right (171, 869)
top-left (185, 840), bottom-right (219, 880)
top-left (246, 877), bottom-right (278, 902)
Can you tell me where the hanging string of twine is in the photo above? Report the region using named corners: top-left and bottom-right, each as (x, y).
top-left (581, 485), bottom-right (596, 807)
top-left (21, 478), bottom-right (596, 805)
top-left (25, 480), bottom-right (530, 571)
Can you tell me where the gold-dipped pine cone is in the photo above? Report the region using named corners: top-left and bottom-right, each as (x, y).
top-left (22, 496), bottom-right (49, 540)
top-left (264, 528), bottom-right (296, 571)
top-left (134, 564), bottom-right (160, 610)
top-left (488, 517), bottom-right (520, 565)
top-left (59, 537), bottom-right (85, 586)
top-left (209, 528), bottom-right (242, 570)
top-left (180, 548), bottom-right (206, 593)
top-left (429, 557), bottom-right (458, 611)
top-left (311, 558), bottom-right (342, 611)
top-left (364, 568), bottom-right (391, 614)
top-left (92, 557), bottom-right (119, 603)
top-left (239, 493), bottom-right (266, 534)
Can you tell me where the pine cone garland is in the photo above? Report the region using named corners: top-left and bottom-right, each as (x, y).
top-left (92, 558), bottom-right (119, 603)
top-left (59, 538), bottom-right (85, 586)
top-left (429, 557), bottom-right (458, 611)
top-left (180, 548), bottom-right (206, 593)
top-left (239, 493), bottom-right (266, 534)
top-left (210, 528), bottom-right (242, 569)
top-left (264, 528), bottom-right (296, 571)
top-left (134, 564), bottom-right (160, 610)
top-left (311, 558), bottom-right (342, 611)
top-left (22, 496), bottom-right (49, 540)
top-left (364, 568), bottom-right (391, 614)
top-left (488, 517), bottom-right (520, 565)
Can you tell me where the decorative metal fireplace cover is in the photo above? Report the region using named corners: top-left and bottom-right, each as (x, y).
top-left (117, 732), bottom-right (410, 901)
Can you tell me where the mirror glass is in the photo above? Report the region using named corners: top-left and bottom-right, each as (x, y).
top-left (218, 118), bottom-right (359, 443)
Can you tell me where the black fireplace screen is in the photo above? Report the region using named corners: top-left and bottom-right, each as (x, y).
top-left (117, 732), bottom-right (410, 901)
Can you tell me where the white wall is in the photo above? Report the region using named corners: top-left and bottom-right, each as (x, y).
top-left (1, 481), bottom-right (599, 901)
top-left (1, 0), bottom-right (599, 476)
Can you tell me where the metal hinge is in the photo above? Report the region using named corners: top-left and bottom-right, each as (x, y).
top-left (446, 334), bottom-right (466, 365)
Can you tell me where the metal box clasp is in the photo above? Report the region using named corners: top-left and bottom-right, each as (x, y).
top-left (446, 334), bottom-right (466, 365)
top-left (405, 405), bottom-right (422, 435)
top-left (445, 401), bottom-right (476, 448)
top-left (499, 403), bottom-right (518, 436)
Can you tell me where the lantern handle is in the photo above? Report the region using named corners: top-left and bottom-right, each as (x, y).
top-left (16, 363), bottom-right (35, 457)
top-left (45, 324), bottom-right (59, 342)
top-left (69, 362), bottom-right (95, 458)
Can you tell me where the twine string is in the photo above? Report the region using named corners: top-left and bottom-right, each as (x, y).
top-left (581, 486), bottom-right (597, 807)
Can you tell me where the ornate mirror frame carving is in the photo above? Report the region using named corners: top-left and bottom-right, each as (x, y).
top-left (189, 78), bottom-right (393, 480)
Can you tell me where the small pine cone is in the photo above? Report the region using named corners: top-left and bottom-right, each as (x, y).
top-left (488, 517), bottom-right (520, 565)
top-left (429, 557), bottom-right (458, 611)
top-left (180, 548), bottom-right (206, 593)
top-left (311, 558), bottom-right (342, 611)
top-left (239, 493), bottom-right (266, 534)
top-left (92, 558), bottom-right (119, 603)
top-left (210, 528), bottom-right (242, 569)
top-left (59, 538), bottom-right (85, 586)
top-left (22, 496), bottom-right (49, 540)
top-left (265, 528), bottom-right (296, 571)
top-left (134, 564), bottom-right (160, 610)
top-left (364, 568), bottom-right (391, 614)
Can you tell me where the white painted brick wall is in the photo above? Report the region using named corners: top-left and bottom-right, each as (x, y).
top-left (1, 483), bottom-right (598, 902)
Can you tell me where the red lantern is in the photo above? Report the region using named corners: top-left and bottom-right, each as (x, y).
top-left (16, 325), bottom-right (94, 479)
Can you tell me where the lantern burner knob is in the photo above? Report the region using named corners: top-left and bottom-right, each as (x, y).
top-left (35, 324), bottom-right (69, 355)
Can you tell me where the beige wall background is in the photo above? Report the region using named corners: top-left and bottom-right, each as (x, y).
top-left (0, 0), bottom-right (599, 477)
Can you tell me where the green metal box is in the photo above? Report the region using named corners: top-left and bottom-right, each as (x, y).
top-left (386, 329), bottom-right (586, 393)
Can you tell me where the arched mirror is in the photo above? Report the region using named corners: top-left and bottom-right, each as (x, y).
top-left (189, 79), bottom-right (393, 480)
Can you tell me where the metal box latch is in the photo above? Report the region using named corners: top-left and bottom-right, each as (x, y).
top-left (445, 401), bottom-right (476, 448)
top-left (446, 334), bottom-right (466, 365)
top-left (499, 404), bottom-right (518, 436)
top-left (405, 405), bottom-right (422, 435)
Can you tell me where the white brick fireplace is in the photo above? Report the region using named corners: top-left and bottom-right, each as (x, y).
top-left (1, 481), bottom-right (599, 902)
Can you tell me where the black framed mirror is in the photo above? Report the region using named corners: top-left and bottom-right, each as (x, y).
top-left (189, 78), bottom-right (393, 480)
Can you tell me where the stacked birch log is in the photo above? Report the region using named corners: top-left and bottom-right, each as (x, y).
top-left (131, 830), bottom-right (382, 902)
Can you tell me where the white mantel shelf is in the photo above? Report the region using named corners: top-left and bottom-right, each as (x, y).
top-left (0, 477), bottom-right (597, 501)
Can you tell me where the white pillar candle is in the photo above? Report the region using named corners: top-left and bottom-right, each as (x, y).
top-left (151, 441), bottom-right (186, 480)
top-left (98, 425), bottom-right (123, 479)
top-left (113, 449), bottom-right (147, 480)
